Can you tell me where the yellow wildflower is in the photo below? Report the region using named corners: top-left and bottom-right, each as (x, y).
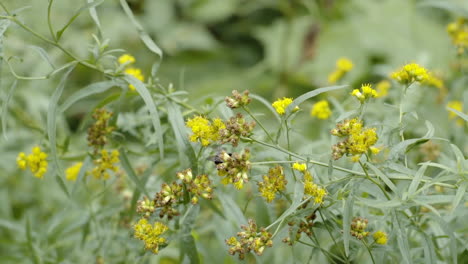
top-left (373, 230), bottom-right (388, 245)
top-left (352, 84), bottom-right (377, 103)
top-left (391, 63), bottom-right (429, 85)
top-left (258, 166), bottom-right (287, 203)
top-left (124, 67), bottom-right (144, 91)
top-left (328, 57), bottom-right (353, 84)
top-left (91, 149), bottom-right (120, 180)
top-left (447, 18), bottom-right (468, 54)
top-left (118, 54), bottom-right (136, 65)
top-left (133, 218), bottom-right (168, 254)
top-left (292, 162), bottom-right (307, 172)
top-left (186, 116), bottom-right (225, 146)
top-left (303, 171), bottom-right (326, 204)
top-left (375, 80), bottom-right (391, 98)
top-left (65, 162), bottom-right (83, 181)
top-left (17, 146), bottom-right (48, 179)
top-left (272, 97), bottom-right (299, 115)
top-left (447, 100), bottom-right (465, 126)
top-left (311, 100), bottom-right (332, 120)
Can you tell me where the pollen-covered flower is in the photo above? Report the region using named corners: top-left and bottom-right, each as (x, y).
top-left (310, 100), bottom-right (332, 119)
top-left (328, 57), bottom-right (353, 84)
top-left (272, 97), bottom-right (299, 115)
top-left (226, 219), bottom-right (273, 260)
top-left (65, 162), bottom-right (83, 181)
top-left (118, 54), bottom-right (136, 65)
top-left (216, 149), bottom-right (251, 189)
top-left (292, 162), bottom-right (307, 172)
top-left (225, 90), bottom-right (251, 109)
top-left (373, 230), bottom-right (388, 245)
top-left (391, 63), bottom-right (429, 85)
top-left (133, 218), bottom-right (168, 254)
top-left (331, 118), bottom-right (378, 161)
top-left (186, 116), bottom-right (226, 146)
top-left (351, 84), bottom-right (377, 103)
top-left (303, 171), bottom-right (327, 204)
top-left (17, 146), bottom-right (48, 179)
top-left (124, 67), bottom-right (144, 91)
top-left (219, 113), bottom-right (255, 147)
top-left (447, 100), bottom-right (465, 126)
top-left (90, 149), bottom-right (120, 180)
top-left (350, 217), bottom-right (370, 240)
top-left (375, 80), bottom-right (391, 98)
top-left (87, 108), bottom-right (115, 153)
top-left (258, 166), bottom-right (287, 203)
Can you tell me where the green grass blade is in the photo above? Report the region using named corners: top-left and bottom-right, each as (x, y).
top-left (1, 80), bottom-right (17, 139)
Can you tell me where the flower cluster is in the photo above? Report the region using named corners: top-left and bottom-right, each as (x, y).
top-left (90, 149), bottom-right (120, 180)
top-left (390, 63), bottom-right (429, 85)
top-left (373, 230), bottom-right (388, 245)
top-left (177, 168), bottom-right (214, 204)
top-left (447, 18), bottom-right (468, 54)
top-left (328, 57), bottom-right (353, 84)
top-left (375, 80), bottom-right (391, 98)
top-left (216, 149), bottom-right (251, 189)
top-left (133, 218), bottom-right (168, 254)
top-left (310, 100), bottom-right (332, 120)
top-left (303, 171), bottom-right (327, 204)
top-left (16, 146), bottom-right (48, 179)
top-left (87, 108), bottom-right (115, 153)
top-left (350, 217), bottom-right (370, 240)
top-left (283, 211), bottom-right (316, 245)
top-left (186, 116), bottom-right (225, 146)
top-left (154, 182), bottom-right (183, 219)
top-left (219, 113), bottom-right (255, 147)
top-left (118, 54), bottom-right (144, 91)
top-left (226, 219), bottom-right (273, 260)
top-left (351, 84), bottom-right (377, 103)
top-left (65, 162), bottom-right (83, 181)
top-left (424, 72), bottom-right (444, 90)
top-left (292, 162), bottom-right (307, 172)
top-left (331, 118), bottom-right (379, 162)
top-left (225, 90), bottom-right (251, 109)
top-left (272, 97), bottom-right (299, 115)
top-left (257, 165), bottom-right (287, 202)
top-left (136, 196), bottom-right (156, 218)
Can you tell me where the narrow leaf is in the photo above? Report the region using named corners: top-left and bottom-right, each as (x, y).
top-left (343, 194), bottom-right (353, 257)
top-left (56, 0), bottom-right (105, 40)
top-left (452, 181), bottom-right (467, 214)
top-left (59, 80), bottom-right (120, 113)
top-left (119, 148), bottom-right (149, 197)
top-left (407, 164), bottom-right (428, 199)
top-left (366, 163), bottom-right (398, 195)
top-left (286, 85), bottom-right (348, 115)
top-left (1, 80), bottom-right (17, 139)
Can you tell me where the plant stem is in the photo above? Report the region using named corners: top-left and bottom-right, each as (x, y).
top-left (243, 106), bottom-right (275, 143)
top-left (359, 161), bottom-right (391, 200)
top-left (362, 239), bottom-right (376, 264)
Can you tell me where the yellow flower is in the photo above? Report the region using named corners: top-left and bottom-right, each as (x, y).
top-left (352, 84), bottom-right (377, 103)
top-left (91, 149), bottom-right (120, 180)
top-left (272, 97), bottom-right (298, 115)
top-left (65, 162), bottom-right (83, 181)
top-left (424, 72), bottom-right (444, 90)
top-left (391, 63), bottom-right (429, 85)
top-left (373, 230), bottom-right (388, 245)
top-left (375, 80), bottom-right (391, 98)
top-left (292, 162), bottom-right (307, 172)
top-left (303, 171), bottom-right (326, 204)
top-left (328, 57), bottom-right (353, 84)
top-left (124, 67), bottom-right (144, 91)
top-left (118, 54), bottom-right (136, 65)
top-left (17, 146), bottom-right (48, 178)
top-left (186, 116), bottom-right (225, 146)
top-left (133, 218), bottom-right (168, 254)
top-left (258, 166), bottom-right (287, 203)
top-left (447, 18), bottom-right (468, 53)
top-left (311, 100), bottom-right (332, 120)
top-left (447, 100), bottom-right (465, 126)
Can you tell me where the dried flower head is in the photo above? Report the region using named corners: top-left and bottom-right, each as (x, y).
top-left (225, 90), bottom-right (251, 109)
top-left (87, 108), bottom-right (115, 153)
top-left (350, 217), bottom-right (370, 240)
top-left (216, 149), bottom-right (251, 189)
top-left (219, 113), bottom-right (255, 147)
top-left (226, 219), bottom-right (273, 260)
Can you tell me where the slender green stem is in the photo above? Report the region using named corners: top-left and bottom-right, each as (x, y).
top-left (0, 2), bottom-right (11, 15)
top-left (245, 136), bottom-right (369, 176)
top-left (362, 239), bottom-right (376, 264)
top-left (399, 84), bottom-right (410, 167)
top-left (47, 0), bottom-right (56, 41)
top-left (359, 161), bottom-right (391, 200)
top-left (297, 239), bottom-right (343, 264)
top-left (318, 209), bottom-right (349, 263)
top-left (243, 106), bottom-right (275, 143)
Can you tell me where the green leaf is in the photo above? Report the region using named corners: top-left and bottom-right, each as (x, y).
top-left (28, 45), bottom-right (55, 69)
top-left (393, 210), bottom-right (412, 264)
top-left (366, 163), bottom-right (398, 195)
top-left (450, 144), bottom-right (466, 173)
top-left (1, 80), bottom-right (17, 139)
top-left (447, 106), bottom-right (468, 121)
top-left (435, 216), bottom-right (458, 264)
top-left (250, 93), bottom-right (281, 123)
top-left (422, 233), bottom-right (437, 264)
top-left (452, 181), bottom-right (467, 214)
top-left (406, 164), bottom-right (428, 200)
top-left (418, 0), bottom-right (468, 18)
top-left (124, 75), bottom-right (164, 158)
top-left (56, 0), bottom-right (105, 41)
top-left (47, 64), bottom-right (76, 180)
top-left (71, 156), bottom-right (92, 197)
top-left (87, 0), bottom-right (102, 36)
top-left (180, 205), bottom-right (200, 264)
top-left (342, 194), bottom-right (353, 257)
top-left (119, 0), bottom-right (163, 59)
top-left (285, 85), bottom-right (348, 115)
top-left (166, 102), bottom-right (193, 170)
top-left (119, 148), bottom-right (149, 197)
top-left (55, 173), bottom-right (70, 198)
top-left (218, 194), bottom-right (246, 225)
top-left (58, 80), bottom-right (120, 113)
